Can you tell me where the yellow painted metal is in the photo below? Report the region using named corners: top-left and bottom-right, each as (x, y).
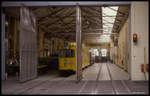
top-left (59, 58), bottom-right (76, 71)
top-left (87, 45), bottom-right (110, 47)
top-left (59, 42), bottom-right (76, 71)
top-left (82, 44), bottom-right (90, 68)
top-left (58, 42), bottom-right (90, 71)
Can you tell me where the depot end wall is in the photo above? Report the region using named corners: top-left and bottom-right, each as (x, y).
top-left (131, 2), bottom-right (149, 80)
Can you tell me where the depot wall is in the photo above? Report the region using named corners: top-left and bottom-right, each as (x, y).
top-left (109, 18), bottom-right (130, 73)
top-left (117, 18), bottom-right (130, 72)
top-left (131, 2), bottom-right (149, 80)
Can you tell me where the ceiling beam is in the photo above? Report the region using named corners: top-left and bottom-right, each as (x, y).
top-left (107, 7), bottom-right (126, 16)
top-left (38, 15), bottom-right (122, 17)
top-left (82, 14), bottom-right (101, 27)
top-left (47, 25), bottom-right (75, 33)
top-left (100, 7), bottom-right (103, 33)
top-left (2, 2), bottom-right (131, 7)
top-left (47, 17), bottom-right (75, 30)
top-left (82, 8), bottom-right (102, 22)
top-left (48, 16), bottom-right (75, 27)
top-left (48, 24), bottom-right (75, 32)
top-left (43, 10), bottom-right (75, 27)
top-left (85, 7), bottom-right (103, 33)
top-left (40, 24), bottom-right (69, 34)
top-left (112, 6), bottom-right (129, 33)
top-left (84, 7), bottom-right (101, 15)
top-left (81, 7), bottom-right (102, 31)
top-left (86, 7), bottom-right (101, 14)
top-left (48, 7), bottom-right (72, 31)
top-left (38, 7), bottom-right (66, 22)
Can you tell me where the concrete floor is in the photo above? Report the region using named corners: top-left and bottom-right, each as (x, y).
top-left (2, 63), bottom-right (148, 95)
top-left (67, 63), bottom-right (129, 80)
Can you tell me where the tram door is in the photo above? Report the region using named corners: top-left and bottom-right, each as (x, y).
top-left (19, 7), bottom-right (37, 82)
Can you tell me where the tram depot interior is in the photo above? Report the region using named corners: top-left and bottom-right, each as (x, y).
top-left (1, 1), bottom-right (149, 95)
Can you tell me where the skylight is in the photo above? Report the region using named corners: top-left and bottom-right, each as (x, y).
top-left (99, 6), bottom-right (118, 42)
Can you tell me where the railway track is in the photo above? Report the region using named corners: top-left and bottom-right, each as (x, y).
top-left (78, 62), bottom-right (133, 94)
top-left (105, 63), bottom-right (131, 94)
top-left (106, 62), bottom-right (117, 94)
top-left (94, 62), bottom-right (118, 94)
top-left (93, 63), bottom-right (103, 93)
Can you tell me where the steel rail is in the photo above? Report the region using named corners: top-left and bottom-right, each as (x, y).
top-left (106, 63), bottom-right (117, 94)
top-left (94, 63), bottom-right (103, 94)
top-left (121, 80), bottom-right (132, 94)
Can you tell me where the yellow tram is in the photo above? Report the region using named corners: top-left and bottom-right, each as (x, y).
top-left (58, 42), bottom-right (90, 72)
top-left (58, 42), bottom-right (76, 72)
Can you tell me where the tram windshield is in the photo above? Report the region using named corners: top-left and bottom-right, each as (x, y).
top-left (59, 49), bottom-right (75, 58)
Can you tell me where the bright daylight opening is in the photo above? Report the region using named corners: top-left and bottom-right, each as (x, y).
top-left (99, 6), bottom-right (118, 42)
top-left (101, 48), bottom-right (107, 57)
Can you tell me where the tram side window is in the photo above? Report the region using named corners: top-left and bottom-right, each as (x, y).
top-left (59, 49), bottom-right (75, 57)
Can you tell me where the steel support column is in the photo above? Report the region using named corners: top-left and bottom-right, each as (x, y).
top-left (1, 9), bottom-right (6, 80)
top-left (76, 5), bottom-right (82, 81)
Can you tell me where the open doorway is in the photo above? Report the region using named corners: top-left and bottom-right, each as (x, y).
top-left (81, 5), bottom-right (131, 81)
top-left (1, 2), bottom-right (131, 82)
top-left (2, 2), bottom-right (149, 95)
